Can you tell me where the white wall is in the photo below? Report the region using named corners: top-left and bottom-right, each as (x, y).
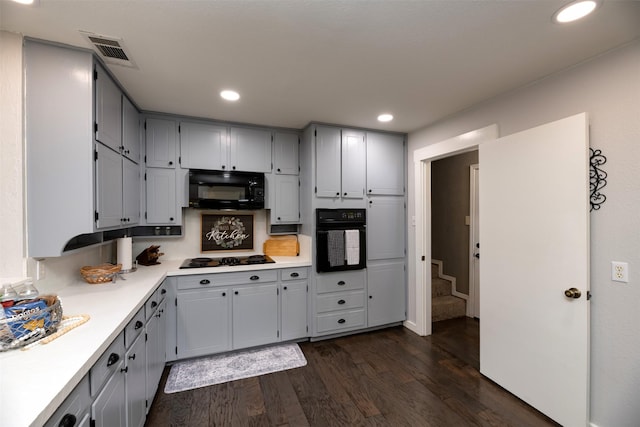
top-left (408, 40), bottom-right (640, 427)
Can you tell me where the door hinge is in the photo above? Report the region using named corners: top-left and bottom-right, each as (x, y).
top-left (179, 156), bottom-right (181, 165)
top-left (277, 330), bottom-right (279, 338)
top-left (175, 346), bottom-right (178, 355)
top-left (93, 69), bottom-right (98, 80)
top-left (94, 150), bottom-right (98, 161)
top-left (271, 162), bottom-right (273, 170)
top-left (178, 124), bottom-right (181, 133)
top-left (145, 333), bottom-right (148, 342)
top-left (271, 134), bottom-right (274, 142)
top-left (145, 212), bottom-right (148, 220)
top-left (144, 172), bottom-right (147, 181)
top-left (94, 122), bottom-right (98, 134)
top-left (306, 325), bottom-right (308, 332)
top-left (587, 291), bottom-right (592, 300)
top-left (145, 399), bottom-right (148, 408)
top-left (90, 418), bottom-right (96, 427)
top-left (94, 211), bottom-right (99, 221)
top-left (144, 120), bottom-right (147, 130)
top-left (277, 288), bottom-right (279, 295)
top-left (298, 137), bottom-right (301, 144)
top-left (314, 186), bottom-right (317, 194)
top-left (421, 255), bottom-right (425, 261)
top-left (175, 297), bottom-right (177, 306)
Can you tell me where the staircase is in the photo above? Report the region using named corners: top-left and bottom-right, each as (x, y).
top-left (432, 262), bottom-right (466, 322)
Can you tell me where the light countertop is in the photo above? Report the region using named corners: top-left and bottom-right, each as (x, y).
top-left (0, 253), bottom-right (311, 427)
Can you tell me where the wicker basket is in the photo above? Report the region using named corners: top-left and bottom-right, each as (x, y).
top-left (0, 295), bottom-right (63, 351)
top-left (80, 263), bottom-right (122, 284)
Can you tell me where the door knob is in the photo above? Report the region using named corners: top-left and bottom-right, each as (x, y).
top-left (564, 288), bottom-right (582, 299)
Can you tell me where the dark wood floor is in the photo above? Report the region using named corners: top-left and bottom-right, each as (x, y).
top-left (146, 318), bottom-right (558, 426)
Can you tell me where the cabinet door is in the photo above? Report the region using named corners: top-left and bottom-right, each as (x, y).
top-left (145, 168), bottom-right (176, 224)
top-left (177, 288), bottom-right (231, 359)
top-left (341, 130), bottom-right (366, 198)
top-left (367, 261), bottom-right (406, 327)
top-left (126, 334), bottom-right (147, 427)
top-left (122, 96), bottom-right (140, 163)
top-left (229, 127), bottom-right (272, 172)
top-left (274, 132), bottom-right (299, 175)
top-left (180, 122), bottom-right (228, 170)
top-left (145, 119), bottom-right (177, 168)
top-left (281, 281), bottom-right (307, 341)
top-left (366, 132), bottom-right (404, 195)
top-left (232, 283), bottom-right (279, 349)
top-left (95, 64), bottom-right (122, 153)
top-left (123, 157), bottom-right (140, 226)
top-left (273, 174), bottom-right (299, 223)
top-left (95, 143), bottom-right (123, 229)
top-left (315, 126), bottom-right (342, 198)
top-left (146, 298), bottom-right (166, 408)
top-left (91, 368), bottom-right (126, 427)
top-left (367, 197), bottom-right (405, 260)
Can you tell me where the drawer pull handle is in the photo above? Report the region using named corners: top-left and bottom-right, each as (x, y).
top-left (222, 292), bottom-right (226, 297)
top-left (235, 291), bottom-right (239, 295)
top-left (59, 414), bottom-right (77, 427)
top-left (290, 272), bottom-right (299, 278)
top-left (338, 299), bottom-right (346, 305)
top-left (200, 279), bottom-right (211, 285)
top-left (161, 288), bottom-right (167, 295)
top-left (337, 281), bottom-right (346, 286)
top-left (107, 352), bottom-right (120, 367)
top-left (250, 275), bottom-right (259, 281)
top-left (134, 320), bottom-right (143, 330)
top-left (150, 301), bottom-right (157, 308)
top-left (337, 318), bottom-right (346, 324)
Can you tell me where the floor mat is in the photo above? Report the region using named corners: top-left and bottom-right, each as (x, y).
top-left (164, 343), bottom-right (307, 393)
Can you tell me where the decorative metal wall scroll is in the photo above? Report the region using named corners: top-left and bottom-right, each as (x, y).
top-left (589, 148), bottom-right (607, 211)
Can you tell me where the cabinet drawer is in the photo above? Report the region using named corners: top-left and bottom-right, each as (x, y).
top-left (281, 267), bottom-right (308, 281)
top-left (316, 270), bottom-right (365, 294)
top-left (177, 270), bottom-right (278, 290)
top-left (124, 307), bottom-right (145, 349)
top-left (90, 333), bottom-right (125, 396)
top-left (44, 375), bottom-right (90, 427)
top-left (316, 309), bottom-right (365, 333)
top-left (316, 291), bottom-right (365, 313)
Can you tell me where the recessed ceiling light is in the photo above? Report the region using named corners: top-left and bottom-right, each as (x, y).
top-left (11, 0), bottom-right (35, 4)
top-left (553, 0), bottom-right (600, 23)
top-left (377, 113), bottom-right (394, 122)
top-left (220, 90), bottom-right (240, 101)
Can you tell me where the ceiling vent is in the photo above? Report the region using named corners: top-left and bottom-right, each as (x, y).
top-left (79, 31), bottom-right (137, 68)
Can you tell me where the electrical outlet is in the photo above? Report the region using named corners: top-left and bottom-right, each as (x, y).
top-left (611, 261), bottom-right (628, 283)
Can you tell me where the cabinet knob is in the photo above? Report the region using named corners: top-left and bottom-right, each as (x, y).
top-left (232, 166), bottom-right (236, 170)
top-left (277, 168), bottom-right (281, 172)
top-left (107, 352), bottom-right (120, 367)
top-left (169, 217), bottom-right (174, 221)
top-left (336, 192), bottom-right (340, 196)
top-left (337, 281), bottom-right (346, 286)
top-left (369, 295), bottom-right (373, 299)
top-left (235, 291), bottom-right (239, 295)
top-left (168, 161), bottom-right (173, 166)
top-left (369, 200), bottom-right (373, 204)
top-left (343, 192), bottom-right (347, 196)
top-left (59, 414), bottom-right (77, 427)
top-left (222, 292), bottom-right (226, 297)
top-left (283, 286), bottom-right (288, 290)
top-left (368, 189), bottom-right (372, 193)
top-left (277, 217), bottom-right (281, 220)
top-left (200, 279), bottom-right (211, 285)
top-left (222, 165), bottom-right (226, 169)
top-left (250, 275), bottom-right (259, 281)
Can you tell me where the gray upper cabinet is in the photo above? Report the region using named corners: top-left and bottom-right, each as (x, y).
top-left (145, 168), bottom-right (177, 225)
top-left (366, 132), bottom-right (405, 195)
top-left (315, 126), bottom-right (342, 197)
top-left (340, 129), bottom-right (366, 198)
top-left (315, 126), bottom-right (365, 199)
top-left (95, 143), bottom-right (124, 229)
top-left (122, 157), bottom-right (140, 226)
top-left (367, 197), bottom-right (405, 260)
top-left (272, 175), bottom-right (300, 223)
top-left (274, 132), bottom-right (299, 175)
top-left (122, 96), bottom-right (141, 163)
top-left (179, 121), bottom-right (227, 170)
top-left (146, 118), bottom-right (177, 168)
top-left (229, 127), bottom-right (272, 173)
top-left (95, 64), bottom-right (122, 154)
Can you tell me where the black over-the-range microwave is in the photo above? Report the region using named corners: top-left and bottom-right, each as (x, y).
top-left (188, 170), bottom-right (265, 210)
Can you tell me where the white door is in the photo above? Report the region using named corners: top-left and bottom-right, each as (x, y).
top-left (479, 113), bottom-right (589, 426)
top-left (469, 164), bottom-right (480, 318)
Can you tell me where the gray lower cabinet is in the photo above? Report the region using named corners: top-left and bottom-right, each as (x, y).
top-left (174, 267), bottom-right (309, 360)
top-left (313, 270), bottom-right (367, 336)
top-left (177, 286), bottom-right (232, 359)
top-left (125, 333), bottom-right (147, 427)
top-left (367, 260), bottom-right (406, 328)
top-left (232, 283), bottom-right (279, 348)
top-left (146, 297), bottom-right (167, 410)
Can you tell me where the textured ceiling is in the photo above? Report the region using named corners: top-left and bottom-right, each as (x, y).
top-left (2, 0), bottom-right (639, 132)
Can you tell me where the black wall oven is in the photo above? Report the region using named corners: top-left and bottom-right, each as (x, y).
top-left (316, 208), bottom-right (366, 273)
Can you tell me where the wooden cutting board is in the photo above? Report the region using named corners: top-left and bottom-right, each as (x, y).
top-left (263, 235), bottom-right (299, 256)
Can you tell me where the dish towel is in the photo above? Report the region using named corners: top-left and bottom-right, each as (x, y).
top-left (327, 230), bottom-right (345, 267)
top-left (345, 229), bottom-right (360, 265)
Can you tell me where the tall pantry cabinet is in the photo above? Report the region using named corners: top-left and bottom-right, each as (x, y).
top-left (301, 124), bottom-right (407, 338)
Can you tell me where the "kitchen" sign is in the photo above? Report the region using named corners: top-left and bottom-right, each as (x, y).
top-left (201, 214), bottom-right (253, 251)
